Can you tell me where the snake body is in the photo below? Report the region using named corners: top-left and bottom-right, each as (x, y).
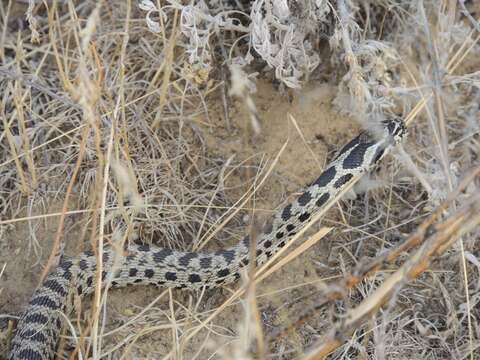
top-left (9, 119), bottom-right (406, 360)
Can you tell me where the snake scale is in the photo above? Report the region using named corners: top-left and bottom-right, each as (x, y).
top-left (9, 119), bottom-right (406, 360)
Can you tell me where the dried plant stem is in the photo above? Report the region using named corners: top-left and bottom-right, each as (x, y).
top-left (38, 124), bottom-right (90, 283)
top-left (152, 8), bottom-right (179, 130)
top-left (1, 98), bottom-right (29, 194)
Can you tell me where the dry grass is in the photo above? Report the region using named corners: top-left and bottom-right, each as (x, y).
top-left (1, 1), bottom-right (479, 359)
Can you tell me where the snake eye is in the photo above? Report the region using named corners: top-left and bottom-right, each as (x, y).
top-left (383, 118), bottom-right (407, 143)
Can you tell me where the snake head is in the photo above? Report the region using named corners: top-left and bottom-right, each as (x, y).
top-left (383, 118), bottom-right (407, 145)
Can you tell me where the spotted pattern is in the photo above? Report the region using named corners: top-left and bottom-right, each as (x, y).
top-left (298, 212), bottom-right (311, 222)
top-left (315, 193), bottom-right (330, 207)
top-left (281, 204), bottom-right (293, 221)
top-left (343, 142), bottom-right (375, 169)
top-left (313, 166), bottom-right (336, 187)
top-left (334, 173), bottom-right (354, 188)
top-left (297, 191), bottom-right (312, 206)
top-left (9, 119), bottom-right (406, 360)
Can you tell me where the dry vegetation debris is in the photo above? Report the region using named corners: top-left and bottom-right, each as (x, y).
top-left (0, 0), bottom-right (479, 359)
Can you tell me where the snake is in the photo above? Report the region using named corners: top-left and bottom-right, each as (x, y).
top-left (8, 119), bottom-right (406, 360)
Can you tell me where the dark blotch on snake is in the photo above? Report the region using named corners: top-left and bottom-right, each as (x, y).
top-left (153, 248), bottom-right (173, 263)
top-left (79, 259), bottom-right (88, 271)
top-left (178, 253), bottom-right (198, 267)
top-left (86, 276), bottom-right (93, 288)
top-left (134, 279), bottom-right (142, 283)
top-left (24, 313), bottom-right (48, 326)
top-left (298, 191), bottom-right (312, 206)
top-left (200, 256), bottom-right (212, 269)
top-left (220, 250), bottom-right (236, 264)
top-left (77, 285), bottom-right (83, 294)
top-left (281, 204), bottom-right (293, 221)
top-left (256, 249), bottom-right (263, 257)
top-left (59, 260), bottom-right (73, 280)
top-left (61, 267), bottom-right (72, 281)
top-left (102, 271), bottom-right (107, 280)
top-left (286, 224), bottom-right (295, 232)
top-left (19, 329), bottom-right (47, 343)
top-left (217, 268), bottom-right (230, 278)
top-left (298, 212), bottom-right (310, 222)
top-left (30, 295), bottom-right (57, 309)
top-left (145, 269), bottom-right (154, 278)
top-left (373, 146), bottom-right (385, 164)
top-left (18, 349), bottom-right (44, 360)
top-left (60, 260), bottom-right (73, 271)
top-left (275, 231), bottom-right (284, 239)
top-left (263, 240), bottom-right (272, 248)
top-left (313, 166), bottom-right (336, 187)
top-left (188, 274), bottom-right (202, 283)
top-left (43, 279), bottom-right (67, 297)
top-left (315, 193), bottom-right (330, 207)
top-left (129, 268), bottom-right (138, 277)
top-left (112, 281), bottom-right (118, 286)
top-left (265, 250), bottom-right (272, 258)
top-left (165, 272), bottom-right (177, 281)
top-left (333, 173), bottom-right (353, 189)
top-left (343, 142), bottom-right (373, 169)
top-left (84, 250), bottom-right (94, 257)
top-left (337, 135), bottom-right (360, 157)
top-left (278, 240), bottom-right (286, 248)
top-left (138, 244), bottom-right (150, 252)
